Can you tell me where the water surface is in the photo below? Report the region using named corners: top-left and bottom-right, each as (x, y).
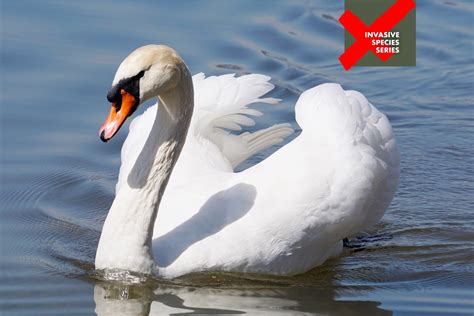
top-left (1, 0), bottom-right (473, 315)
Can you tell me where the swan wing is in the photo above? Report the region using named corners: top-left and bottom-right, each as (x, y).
top-left (187, 73), bottom-right (294, 170)
top-left (242, 82), bottom-right (400, 235)
top-left (153, 83), bottom-right (400, 277)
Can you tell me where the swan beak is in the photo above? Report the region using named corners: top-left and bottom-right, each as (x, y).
top-left (99, 90), bottom-right (136, 142)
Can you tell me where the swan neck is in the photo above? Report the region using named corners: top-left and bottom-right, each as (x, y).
top-left (95, 65), bottom-right (193, 275)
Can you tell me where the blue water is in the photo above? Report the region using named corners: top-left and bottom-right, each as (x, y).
top-left (1, 0), bottom-right (473, 315)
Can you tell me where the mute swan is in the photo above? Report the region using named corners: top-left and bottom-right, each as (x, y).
top-left (95, 45), bottom-right (400, 278)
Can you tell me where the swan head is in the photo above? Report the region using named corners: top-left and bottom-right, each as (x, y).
top-left (99, 45), bottom-right (185, 142)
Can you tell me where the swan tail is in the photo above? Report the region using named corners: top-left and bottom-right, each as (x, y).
top-left (191, 73), bottom-right (294, 169)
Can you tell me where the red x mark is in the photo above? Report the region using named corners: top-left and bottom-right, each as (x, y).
top-left (339, 0), bottom-right (416, 70)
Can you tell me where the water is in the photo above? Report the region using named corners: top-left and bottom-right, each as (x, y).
top-left (1, 0), bottom-right (473, 315)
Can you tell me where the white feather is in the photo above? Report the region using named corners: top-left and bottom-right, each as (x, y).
top-left (108, 70), bottom-right (399, 278)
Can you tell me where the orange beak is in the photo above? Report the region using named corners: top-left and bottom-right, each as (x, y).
top-left (99, 89), bottom-right (137, 142)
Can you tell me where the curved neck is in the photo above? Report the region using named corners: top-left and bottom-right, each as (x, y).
top-left (96, 65), bottom-right (193, 275)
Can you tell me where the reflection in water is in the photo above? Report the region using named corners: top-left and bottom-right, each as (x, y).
top-left (1, 0), bottom-right (473, 314)
top-left (94, 282), bottom-right (247, 315)
top-left (94, 277), bottom-right (391, 315)
top-left (94, 283), bottom-right (152, 316)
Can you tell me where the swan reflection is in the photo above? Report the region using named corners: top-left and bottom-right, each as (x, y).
top-left (94, 279), bottom-right (391, 315)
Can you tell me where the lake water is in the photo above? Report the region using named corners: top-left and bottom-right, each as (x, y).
top-left (1, 0), bottom-right (473, 315)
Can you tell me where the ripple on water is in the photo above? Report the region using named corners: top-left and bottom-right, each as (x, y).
top-left (1, 163), bottom-right (112, 283)
top-left (1, 0), bottom-right (473, 314)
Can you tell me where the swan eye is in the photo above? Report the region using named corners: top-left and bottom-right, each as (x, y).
top-left (136, 70), bottom-right (145, 79)
top-left (107, 71), bottom-right (145, 104)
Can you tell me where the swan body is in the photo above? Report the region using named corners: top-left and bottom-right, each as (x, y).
top-left (95, 45), bottom-right (400, 278)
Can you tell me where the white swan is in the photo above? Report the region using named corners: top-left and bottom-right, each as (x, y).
top-left (95, 45), bottom-right (400, 278)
